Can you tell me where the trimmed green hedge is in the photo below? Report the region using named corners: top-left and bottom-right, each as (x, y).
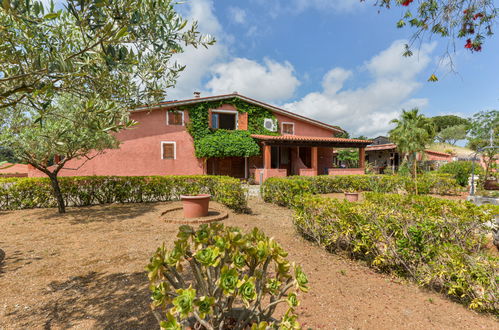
top-left (261, 174), bottom-right (461, 207)
top-left (293, 193), bottom-right (499, 314)
top-left (0, 175), bottom-right (248, 212)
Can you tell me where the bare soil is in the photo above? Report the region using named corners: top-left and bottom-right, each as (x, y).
top-left (0, 198), bottom-right (497, 329)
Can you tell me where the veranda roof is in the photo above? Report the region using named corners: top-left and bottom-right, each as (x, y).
top-left (251, 134), bottom-right (371, 148)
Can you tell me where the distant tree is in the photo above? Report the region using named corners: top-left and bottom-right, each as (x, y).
top-left (435, 124), bottom-right (468, 145)
top-left (0, 146), bottom-right (18, 163)
top-left (337, 149), bottom-right (359, 168)
top-left (0, 96), bottom-right (128, 213)
top-left (467, 110), bottom-right (498, 181)
top-left (431, 115), bottom-right (470, 133)
top-left (389, 108), bottom-right (436, 194)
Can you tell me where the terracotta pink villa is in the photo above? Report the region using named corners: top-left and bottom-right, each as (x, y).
top-left (28, 93), bottom-right (371, 182)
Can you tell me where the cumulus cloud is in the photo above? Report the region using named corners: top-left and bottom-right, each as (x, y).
top-left (283, 40), bottom-right (436, 137)
top-left (205, 58), bottom-right (300, 102)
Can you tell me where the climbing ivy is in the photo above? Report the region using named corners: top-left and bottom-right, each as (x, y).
top-left (181, 97), bottom-right (279, 158)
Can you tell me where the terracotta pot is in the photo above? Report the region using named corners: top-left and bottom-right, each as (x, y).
top-left (180, 194), bottom-right (211, 218)
top-left (344, 192), bottom-right (359, 202)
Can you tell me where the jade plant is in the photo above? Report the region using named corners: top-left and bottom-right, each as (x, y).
top-left (146, 223), bottom-right (308, 329)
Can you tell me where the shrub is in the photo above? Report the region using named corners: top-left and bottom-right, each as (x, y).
top-left (261, 174), bottom-right (461, 207)
top-left (292, 193), bottom-right (499, 314)
top-left (0, 175), bottom-right (248, 212)
top-left (146, 223), bottom-right (307, 329)
top-left (438, 161), bottom-right (484, 187)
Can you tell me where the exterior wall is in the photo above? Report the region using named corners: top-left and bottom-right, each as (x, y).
top-left (328, 168), bottom-right (365, 175)
top-left (0, 163), bottom-right (28, 177)
top-left (274, 113), bottom-right (335, 137)
top-left (29, 108), bottom-right (204, 177)
top-left (254, 168), bottom-right (287, 184)
top-left (318, 147), bottom-right (334, 175)
top-left (299, 169), bottom-right (317, 176)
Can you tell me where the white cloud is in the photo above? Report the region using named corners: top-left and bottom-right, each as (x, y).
top-left (293, 0), bottom-right (362, 12)
top-left (205, 58), bottom-right (300, 102)
top-left (283, 40), bottom-right (436, 137)
top-left (228, 7), bottom-right (247, 24)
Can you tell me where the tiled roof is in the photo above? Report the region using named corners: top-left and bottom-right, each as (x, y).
top-left (0, 163), bottom-right (28, 174)
top-left (365, 143), bottom-right (397, 151)
top-left (132, 93), bottom-right (344, 134)
top-left (424, 150), bottom-right (452, 157)
top-left (251, 134), bottom-right (372, 144)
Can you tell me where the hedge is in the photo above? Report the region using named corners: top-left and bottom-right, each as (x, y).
top-left (0, 175), bottom-right (248, 213)
top-left (293, 193), bottom-right (499, 314)
top-left (261, 174), bottom-right (461, 207)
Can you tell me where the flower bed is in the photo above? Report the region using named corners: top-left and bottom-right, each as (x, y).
top-left (0, 175), bottom-right (248, 213)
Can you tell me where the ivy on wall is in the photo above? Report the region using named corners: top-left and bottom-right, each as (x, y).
top-left (181, 97), bottom-right (279, 158)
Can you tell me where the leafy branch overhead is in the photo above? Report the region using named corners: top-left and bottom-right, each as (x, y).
top-left (0, 0), bottom-right (215, 114)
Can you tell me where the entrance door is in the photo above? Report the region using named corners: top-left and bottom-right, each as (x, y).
top-left (207, 157), bottom-right (245, 178)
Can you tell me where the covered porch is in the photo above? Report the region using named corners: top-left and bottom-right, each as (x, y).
top-left (251, 135), bottom-right (371, 183)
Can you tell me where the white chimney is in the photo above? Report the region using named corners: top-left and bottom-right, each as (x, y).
top-left (193, 91), bottom-right (201, 98)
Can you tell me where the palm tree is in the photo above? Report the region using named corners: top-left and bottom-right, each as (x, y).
top-left (389, 108), bottom-right (436, 194)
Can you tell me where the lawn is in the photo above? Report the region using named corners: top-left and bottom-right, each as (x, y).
top-left (0, 199), bottom-right (497, 329)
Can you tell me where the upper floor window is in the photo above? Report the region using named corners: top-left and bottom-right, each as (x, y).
top-left (161, 141), bottom-right (176, 159)
top-left (211, 110), bottom-right (238, 130)
top-left (281, 122), bottom-right (295, 135)
top-left (167, 110), bottom-right (184, 126)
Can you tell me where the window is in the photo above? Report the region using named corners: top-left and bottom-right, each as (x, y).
top-left (161, 142), bottom-right (176, 159)
top-left (167, 110), bottom-right (184, 126)
top-left (281, 122), bottom-right (294, 135)
top-left (211, 110), bottom-right (237, 130)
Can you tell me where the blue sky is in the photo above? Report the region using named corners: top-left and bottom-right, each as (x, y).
top-left (169, 0), bottom-right (499, 137)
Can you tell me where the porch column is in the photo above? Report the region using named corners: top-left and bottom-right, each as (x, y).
top-left (359, 147), bottom-right (365, 169)
top-left (311, 147), bottom-right (318, 171)
top-left (264, 144), bottom-right (271, 169)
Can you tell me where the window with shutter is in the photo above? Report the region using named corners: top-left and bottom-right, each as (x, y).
top-left (161, 142), bottom-right (176, 159)
top-left (167, 111), bottom-right (184, 125)
top-left (282, 122), bottom-right (294, 135)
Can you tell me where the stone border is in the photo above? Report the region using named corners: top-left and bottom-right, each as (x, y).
top-left (160, 207), bottom-right (228, 224)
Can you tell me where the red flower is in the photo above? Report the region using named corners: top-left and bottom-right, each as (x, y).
top-left (473, 13), bottom-right (484, 20)
top-left (463, 9), bottom-right (469, 14)
top-left (465, 39), bottom-right (473, 49)
top-left (401, 0), bottom-right (413, 6)
top-left (473, 44), bottom-right (482, 52)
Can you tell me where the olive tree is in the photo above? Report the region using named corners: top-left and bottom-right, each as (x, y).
top-left (467, 110), bottom-right (498, 181)
top-left (0, 96), bottom-right (128, 213)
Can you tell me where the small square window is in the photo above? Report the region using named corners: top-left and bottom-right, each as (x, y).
top-left (167, 111), bottom-right (184, 126)
top-left (162, 142), bottom-right (176, 159)
top-left (282, 122), bottom-right (294, 135)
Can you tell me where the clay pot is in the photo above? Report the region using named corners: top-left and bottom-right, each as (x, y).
top-left (344, 192), bottom-right (359, 202)
top-left (180, 194), bottom-right (211, 218)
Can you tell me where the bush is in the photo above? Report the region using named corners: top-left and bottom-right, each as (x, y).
top-left (147, 223), bottom-right (307, 329)
top-left (292, 193), bottom-right (499, 314)
top-left (261, 174), bottom-right (461, 207)
top-left (0, 175), bottom-right (248, 212)
top-left (439, 161), bottom-right (484, 187)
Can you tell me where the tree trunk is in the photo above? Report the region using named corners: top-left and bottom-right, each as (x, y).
top-left (48, 173), bottom-right (66, 213)
top-left (413, 152), bottom-right (418, 195)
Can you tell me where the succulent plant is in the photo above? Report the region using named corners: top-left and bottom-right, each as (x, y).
top-left (147, 223), bottom-right (307, 329)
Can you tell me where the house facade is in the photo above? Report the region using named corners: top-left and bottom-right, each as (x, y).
top-left (366, 136), bottom-right (452, 173)
top-left (28, 93), bottom-right (371, 182)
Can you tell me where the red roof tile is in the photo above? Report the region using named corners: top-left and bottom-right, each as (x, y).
top-left (365, 144), bottom-right (397, 151)
top-left (251, 134), bottom-right (371, 144)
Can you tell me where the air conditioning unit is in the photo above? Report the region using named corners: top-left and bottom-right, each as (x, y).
top-left (263, 118), bottom-right (277, 132)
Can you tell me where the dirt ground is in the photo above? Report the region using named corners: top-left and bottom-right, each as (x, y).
top-left (0, 198), bottom-right (497, 329)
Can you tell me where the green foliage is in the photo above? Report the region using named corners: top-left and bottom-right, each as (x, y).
top-left (261, 174), bottom-right (461, 207)
top-left (438, 161), bottom-right (484, 187)
top-left (195, 130), bottom-right (260, 158)
top-left (185, 98), bottom-right (278, 158)
top-left (431, 115), bottom-right (470, 133)
top-left (377, 0), bottom-right (496, 58)
top-left (292, 193), bottom-right (498, 314)
top-left (435, 125), bottom-right (468, 145)
top-left (0, 0), bottom-right (213, 111)
top-left (467, 110), bottom-right (499, 180)
top-left (390, 108), bottom-right (436, 156)
top-left (0, 175), bottom-right (248, 212)
top-left (0, 146), bottom-right (18, 163)
top-left (146, 223), bottom-right (307, 328)
top-left (336, 149), bottom-right (359, 168)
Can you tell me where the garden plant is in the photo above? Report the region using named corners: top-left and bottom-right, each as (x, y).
top-left (146, 223), bottom-right (307, 329)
